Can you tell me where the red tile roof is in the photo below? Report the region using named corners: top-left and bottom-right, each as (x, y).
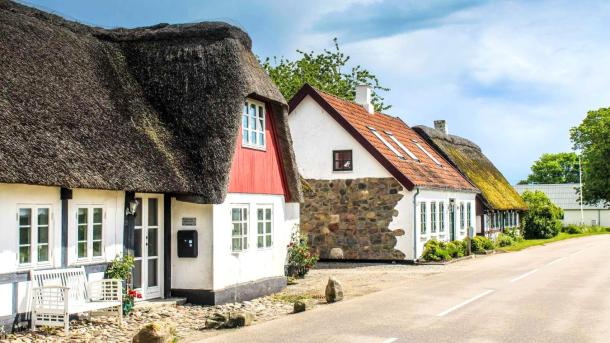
top-left (289, 84), bottom-right (478, 192)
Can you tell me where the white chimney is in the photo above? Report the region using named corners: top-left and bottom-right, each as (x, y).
top-left (355, 84), bottom-right (374, 114)
top-left (434, 120), bottom-right (448, 134)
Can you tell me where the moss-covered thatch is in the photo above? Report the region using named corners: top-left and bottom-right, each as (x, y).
top-left (0, 0), bottom-right (302, 203)
top-left (413, 125), bottom-right (527, 211)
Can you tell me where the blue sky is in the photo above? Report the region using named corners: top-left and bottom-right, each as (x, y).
top-left (19, 0), bottom-right (610, 183)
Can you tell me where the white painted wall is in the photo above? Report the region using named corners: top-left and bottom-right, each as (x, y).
top-left (212, 194), bottom-right (295, 291)
top-left (289, 96), bottom-right (392, 180)
top-left (563, 209), bottom-right (610, 227)
top-left (171, 199), bottom-right (213, 290)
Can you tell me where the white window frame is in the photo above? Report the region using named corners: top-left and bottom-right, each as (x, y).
top-left (17, 205), bottom-right (53, 269)
top-left (385, 131), bottom-right (419, 161)
top-left (368, 127), bottom-right (404, 159)
top-left (412, 140), bottom-right (442, 166)
top-left (459, 202), bottom-right (465, 233)
top-left (75, 205), bottom-right (105, 262)
top-left (256, 205), bottom-right (273, 249)
top-left (231, 205), bottom-right (249, 252)
top-left (420, 202), bottom-right (427, 236)
top-left (242, 98), bottom-right (266, 150)
top-left (439, 202), bottom-right (445, 233)
top-left (431, 202), bottom-right (437, 234)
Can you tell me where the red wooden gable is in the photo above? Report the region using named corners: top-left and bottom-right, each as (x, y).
top-left (227, 103), bottom-right (289, 199)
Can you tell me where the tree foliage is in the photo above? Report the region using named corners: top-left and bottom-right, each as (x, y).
top-left (518, 152), bottom-right (580, 185)
top-left (570, 107), bottom-right (610, 207)
top-left (261, 38), bottom-right (390, 112)
top-left (521, 190), bottom-right (564, 239)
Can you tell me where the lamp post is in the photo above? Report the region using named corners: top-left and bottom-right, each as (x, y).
top-left (579, 153), bottom-right (584, 226)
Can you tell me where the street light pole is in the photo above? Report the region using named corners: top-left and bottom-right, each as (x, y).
top-left (579, 153), bottom-right (584, 226)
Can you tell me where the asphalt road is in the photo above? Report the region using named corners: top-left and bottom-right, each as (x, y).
top-left (199, 235), bottom-right (610, 343)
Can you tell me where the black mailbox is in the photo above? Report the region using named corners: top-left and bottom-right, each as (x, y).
top-left (177, 230), bottom-right (198, 258)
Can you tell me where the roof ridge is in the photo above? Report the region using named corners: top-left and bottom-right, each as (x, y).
top-left (309, 85), bottom-right (403, 121)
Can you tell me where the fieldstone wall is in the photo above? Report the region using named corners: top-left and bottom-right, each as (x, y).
top-left (301, 178), bottom-right (406, 260)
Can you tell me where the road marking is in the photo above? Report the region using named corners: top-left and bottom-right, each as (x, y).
top-left (381, 338), bottom-right (398, 343)
top-left (436, 290), bottom-right (495, 317)
top-left (510, 269), bottom-right (538, 283)
top-left (546, 257), bottom-right (566, 266)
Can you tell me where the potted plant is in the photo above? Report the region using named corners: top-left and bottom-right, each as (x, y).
top-left (285, 226), bottom-right (318, 278)
top-left (106, 255), bottom-right (141, 315)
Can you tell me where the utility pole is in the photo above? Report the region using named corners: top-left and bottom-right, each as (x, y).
top-left (579, 153), bottom-right (584, 225)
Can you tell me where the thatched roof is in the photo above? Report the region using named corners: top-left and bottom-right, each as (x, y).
top-left (413, 125), bottom-right (527, 211)
top-left (0, 0), bottom-right (302, 203)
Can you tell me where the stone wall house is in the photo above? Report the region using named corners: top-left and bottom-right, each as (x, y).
top-left (289, 84), bottom-right (480, 261)
top-left (413, 123), bottom-right (527, 238)
top-left (0, 0), bottom-right (302, 332)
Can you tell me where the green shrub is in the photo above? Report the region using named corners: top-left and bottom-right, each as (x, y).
top-left (422, 240), bottom-right (451, 261)
top-left (496, 233), bottom-right (514, 247)
top-left (471, 236), bottom-right (495, 253)
top-left (504, 227), bottom-right (524, 242)
top-left (563, 224), bottom-right (584, 234)
top-left (286, 226), bottom-right (318, 278)
top-left (521, 190), bottom-right (564, 239)
top-left (446, 241), bottom-right (465, 258)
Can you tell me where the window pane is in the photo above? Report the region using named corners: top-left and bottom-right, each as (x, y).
top-left (242, 129), bottom-right (248, 144)
top-left (38, 245), bottom-right (49, 262)
top-left (266, 209), bottom-right (271, 220)
top-left (19, 246), bottom-right (30, 264)
top-left (232, 208), bottom-right (241, 221)
top-left (257, 209), bottom-right (263, 221)
top-left (266, 222), bottom-right (272, 234)
top-left (243, 208), bottom-right (247, 220)
top-left (93, 242), bottom-right (102, 257)
top-left (148, 199), bottom-right (158, 226)
top-left (243, 237), bottom-right (248, 250)
top-left (148, 228), bottom-right (158, 257)
top-left (134, 229), bottom-right (142, 258)
top-left (38, 225), bottom-right (49, 244)
top-left (232, 223), bottom-right (241, 236)
top-left (266, 235), bottom-right (272, 247)
top-left (19, 208), bottom-right (31, 226)
top-left (133, 260), bottom-right (142, 289)
top-left (259, 133), bottom-right (264, 146)
top-left (250, 131), bottom-right (256, 144)
top-left (78, 242), bottom-right (87, 258)
top-left (148, 259), bottom-right (158, 287)
top-left (93, 224), bottom-right (102, 240)
top-left (232, 238), bottom-right (241, 251)
top-left (257, 236), bottom-right (264, 248)
top-left (77, 208), bottom-right (88, 225)
top-left (78, 225), bottom-right (87, 241)
top-left (135, 198), bottom-right (142, 227)
top-left (19, 227), bottom-right (30, 245)
top-left (37, 208), bottom-right (49, 226)
top-left (92, 208), bottom-right (102, 223)
top-left (258, 222), bottom-right (263, 234)
top-left (243, 222), bottom-right (247, 235)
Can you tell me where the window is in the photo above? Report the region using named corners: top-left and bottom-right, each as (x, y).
top-left (333, 150), bottom-right (353, 171)
top-left (77, 206), bottom-right (104, 260)
top-left (242, 99), bottom-right (265, 149)
top-left (231, 206), bottom-right (248, 252)
top-left (431, 202), bottom-right (437, 233)
top-left (467, 202), bottom-right (472, 229)
top-left (459, 202), bottom-right (465, 232)
top-left (369, 127), bottom-right (404, 159)
top-left (420, 202), bottom-right (427, 235)
top-left (385, 132), bottom-right (419, 161)
top-left (413, 140), bottom-right (442, 166)
top-left (439, 202), bottom-right (445, 232)
top-left (257, 206), bottom-right (273, 248)
top-left (18, 207), bottom-right (52, 266)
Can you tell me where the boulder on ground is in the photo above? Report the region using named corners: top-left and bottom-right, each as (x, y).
top-left (329, 247), bottom-right (344, 259)
top-left (227, 311), bottom-right (255, 327)
top-left (132, 322), bottom-right (175, 343)
top-left (205, 312), bottom-right (228, 329)
top-left (293, 299), bottom-right (316, 313)
top-left (325, 277), bottom-right (344, 303)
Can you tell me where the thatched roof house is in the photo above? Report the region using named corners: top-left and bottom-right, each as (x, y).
top-left (0, 0), bottom-right (301, 203)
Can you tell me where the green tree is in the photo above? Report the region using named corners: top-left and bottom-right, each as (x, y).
top-left (261, 38), bottom-right (390, 112)
top-left (521, 190), bottom-right (564, 239)
top-left (518, 152), bottom-right (580, 185)
top-left (570, 107), bottom-right (610, 207)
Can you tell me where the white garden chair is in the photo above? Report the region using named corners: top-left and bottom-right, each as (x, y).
top-left (30, 267), bottom-right (122, 333)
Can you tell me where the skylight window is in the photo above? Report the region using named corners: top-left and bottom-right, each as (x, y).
top-left (385, 131), bottom-right (419, 161)
top-left (413, 140), bottom-right (442, 166)
top-left (368, 127), bottom-right (404, 159)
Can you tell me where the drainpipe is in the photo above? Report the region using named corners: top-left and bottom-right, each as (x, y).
top-left (413, 187), bottom-right (420, 262)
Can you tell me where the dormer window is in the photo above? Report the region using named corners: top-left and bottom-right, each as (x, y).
top-left (242, 99), bottom-right (266, 150)
top-left (333, 150), bottom-right (353, 171)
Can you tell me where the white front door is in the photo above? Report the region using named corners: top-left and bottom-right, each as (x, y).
top-left (133, 195), bottom-right (163, 300)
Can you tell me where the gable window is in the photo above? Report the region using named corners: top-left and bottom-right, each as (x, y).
top-left (18, 207), bottom-right (52, 266)
top-left (76, 206), bottom-right (104, 260)
top-left (242, 99), bottom-right (266, 149)
top-left (467, 202), bottom-right (472, 229)
top-left (459, 202), bottom-right (465, 232)
top-left (420, 202), bottom-right (427, 235)
top-left (257, 206), bottom-right (273, 249)
top-left (333, 150), bottom-right (353, 171)
top-left (413, 140), bottom-right (442, 166)
top-left (431, 202), bottom-right (437, 233)
top-left (439, 202), bottom-right (445, 232)
top-left (231, 206), bottom-right (248, 252)
top-left (368, 127), bottom-right (404, 159)
top-left (385, 131), bottom-right (419, 161)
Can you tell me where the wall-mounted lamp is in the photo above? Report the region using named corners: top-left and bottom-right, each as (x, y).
top-left (126, 198), bottom-right (140, 216)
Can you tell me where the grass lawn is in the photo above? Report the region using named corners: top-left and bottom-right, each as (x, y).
top-left (499, 231), bottom-right (610, 252)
